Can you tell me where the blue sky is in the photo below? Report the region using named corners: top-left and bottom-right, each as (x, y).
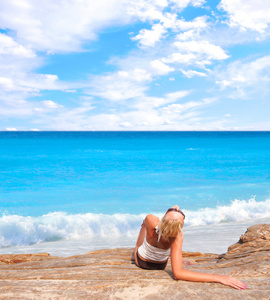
top-left (0, 0), bottom-right (270, 131)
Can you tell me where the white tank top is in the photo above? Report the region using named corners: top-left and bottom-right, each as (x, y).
top-left (137, 226), bottom-right (170, 262)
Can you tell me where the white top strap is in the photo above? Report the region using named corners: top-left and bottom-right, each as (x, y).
top-left (155, 224), bottom-right (162, 242)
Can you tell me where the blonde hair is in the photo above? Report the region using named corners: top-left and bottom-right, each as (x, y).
top-left (158, 215), bottom-right (183, 242)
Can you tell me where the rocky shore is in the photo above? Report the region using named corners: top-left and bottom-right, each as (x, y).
top-left (0, 224), bottom-right (269, 299)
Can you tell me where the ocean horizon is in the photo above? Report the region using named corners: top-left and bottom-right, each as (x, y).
top-left (0, 131), bottom-right (269, 257)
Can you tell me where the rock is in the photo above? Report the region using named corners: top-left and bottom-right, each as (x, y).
top-left (0, 253), bottom-right (60, 265)
top-left (216, 224), bottom-right (270, 279)
top-left (0, 224), bottom-right (269, 299)
top-left (223, 224), bottom-right (270, 256)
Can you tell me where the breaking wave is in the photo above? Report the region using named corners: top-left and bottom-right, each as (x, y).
top-left (0, 197), bottom-right (269, 248)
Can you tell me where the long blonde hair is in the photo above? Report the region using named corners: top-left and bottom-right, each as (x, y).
top-left (158, 215), bottom-right (183, 242)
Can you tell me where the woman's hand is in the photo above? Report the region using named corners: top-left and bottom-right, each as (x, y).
top-left (217, 275), bottom-right (247, 290)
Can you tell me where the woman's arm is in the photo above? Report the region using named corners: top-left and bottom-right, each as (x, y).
top-left (134, 214), bottom-right (158, 266)
top-left (170, 235), bottom-right (247, 290)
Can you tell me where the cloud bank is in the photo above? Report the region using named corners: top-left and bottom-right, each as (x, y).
top-left (0, 0), bottom-right (269, 130)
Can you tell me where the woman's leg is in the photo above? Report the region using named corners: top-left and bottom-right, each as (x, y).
top-left (133, 223), bottom-right (146, 266)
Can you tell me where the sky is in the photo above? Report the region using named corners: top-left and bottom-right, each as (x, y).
top-left (0, 0), bottom-right (270, 131)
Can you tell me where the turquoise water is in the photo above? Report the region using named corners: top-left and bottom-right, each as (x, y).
top-left (0, 131), bottom-right (270, 256)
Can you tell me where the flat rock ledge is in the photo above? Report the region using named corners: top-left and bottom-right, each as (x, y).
top-left (0, 224), bottom-right (269, 300)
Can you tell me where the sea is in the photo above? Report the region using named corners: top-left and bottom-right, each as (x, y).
top-left (0, 131), bottom-right (269, 257)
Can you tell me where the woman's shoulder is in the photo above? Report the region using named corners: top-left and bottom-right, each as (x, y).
top-left (144, 214), bottom-right (160, 227)
top-left (170, 232), bottom-right (184, 248)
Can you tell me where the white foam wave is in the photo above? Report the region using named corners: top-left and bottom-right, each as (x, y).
top-left (0, 198), bottom-right (269, 248)
top-left (0, 212), bottom-right (146, 248)
top-left (183, 197), bottom-right (270, 226)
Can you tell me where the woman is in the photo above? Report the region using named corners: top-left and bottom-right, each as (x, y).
top-left (134, 205), bottom-right (247, 290)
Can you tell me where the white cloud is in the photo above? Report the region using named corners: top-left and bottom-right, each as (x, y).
top-left (219, 0), bottom-right (270, 33)
top-left (65, 90), bottom-right (77, 93)
top-left (131, 23), bottom-right (167, 47)
top-left (177, 30), bottom-right (196, 41)
top-left (132, 96), bottom-right (164, 110)
top-left (215, 55), bottom-right (270, 97)
top-left (0, 0), bottom-right (269, 131)
top-left (0, 0), bottom-right (212, 106)
top-left (42, 100), bottom-right (63, 109)
top-left (150, 60), bottom-right (175, 75)
top-left (119, 122), bottom-right (132, 128)
top-left (131, 13), bottom-right (208, 49)
top-left (0, 93), bottom-right (65, 119)
top-left (132, 90), bottom-right (190, 111)
top-left (85, 69), bottom-right (150, 101)
top-left (0, 35), bottom-right (50, 102)
top-left (24, 74), bottom-right (65, 91)
top-left (132, 69), bottom-right (153, 82)
top-left (24, 87), bottom-right (209, 131)
top-left (166, 90), bottom-right (191, 100)
top-left (180, 69), bottom-right (207, 78)
top-left (160, 40), bottom-right (229, 74)
top-left (0, 34), bottom-right (35, 57)
top-left (161, 97), bottom-right (215, 114)
top-left (0, 73), bottom-right (65, 94)
top-left (1, 0), bottom-right (198, 54)
top-left (127, 0), bottom-right (168, 22)
top-left (0, 77), bottom-right (14, 91)
top-left (97, 51), bottom-right (178, 100)
top-left (0, 0), bottom-right (138, 53)
top-left (190, 0), bottom-right (206, 7)
top-left (162, 53), bottom-right (197, 64)
top-left (5, 128), bottom-right (18, 131)
top-left (170, 0), bottom-right (206, 11)
top-left (174, 41), bottom-right (229, 60)
top-left (0, 33), bottom-right (42, 96)
top-left (175, 16), bottom-right (208, 31)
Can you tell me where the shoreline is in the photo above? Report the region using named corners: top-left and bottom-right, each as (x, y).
top-left (2, 216), bottom-right (269, 258)
top-left (0, 224), bottom-right (269, 299)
